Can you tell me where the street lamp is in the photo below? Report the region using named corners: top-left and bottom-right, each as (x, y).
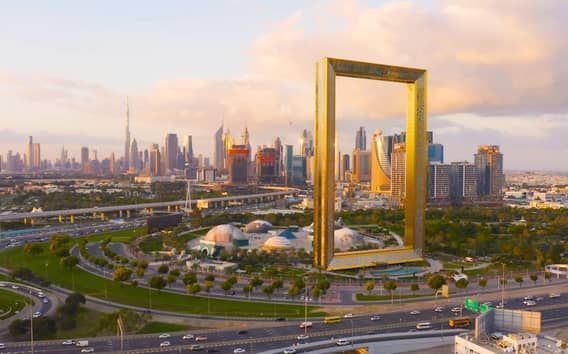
top-left (303, 276), bottom-right (308, 336)
top-left (29, 288), bottom-right (34, 354)
top-left (349, 318), bottom-right (354, 348)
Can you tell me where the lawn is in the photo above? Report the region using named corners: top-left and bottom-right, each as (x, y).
top-left (137, 321), bottom-right (192, 334)
top-left (140, 236), bottom-right (164, 253)
top-left (356, 292), bottom-right (435, 301)
top-left (0, 289), bottom-right (31, 320)
top-left (0, 239), bottom-right (323, 318)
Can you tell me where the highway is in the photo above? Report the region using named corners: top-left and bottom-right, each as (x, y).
top-left (0, 190), bottom-right (296, 222)
top-left (0, 290), bottom-right (566, 354)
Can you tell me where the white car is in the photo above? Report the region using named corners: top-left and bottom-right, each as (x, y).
top-left (299, 321), bottom-right (312, 329)
top-left (32, 311), bottom-right (42, 319)
top-left (0, 344), bottom-right (5, 350)
top-left (0, 283), bottom-right (6, 287)
top-left (283, 348), bottom-right (296, 354)
top-left (343, 313), bottom-right (353, 318)
top-left (233, 348), bottom-right (246, 354)
top-left (160, 341), bottom-right (171, 347)
top-left (524, 300), bottom-right (536, 306)
top-left (370, 315), bottom-right (381, 321)
top-left (433, 307), bottom-right (444, 313)
top-left (195, 336), bottom-right (208, 341)
top-left (297, 334), bottom-right (309, 341)
top-left (158, 333), bottom-right (171, 339)
top-left (80, 348), bottom-right (95, 353)
top-left (549, 293), bottom-right (561, 298)
top-left (42, 298), bottom-right (49, 304)
top-left (451, 307), bottom-right (462, 313)
top-left (11, 285), bottom-right (19, 289)
top-left (336, 339), bottom-right (350, 346)
top-left (523, 295), bottom-right (534, 301)
top-left (62, 340), bottom-right (75, 345)
top-left (183, 334), bottom-right (194, 340)
top-left (409, 310), bottom-right (421, 315)
top-left (37, 293), bottom-right (46, 298)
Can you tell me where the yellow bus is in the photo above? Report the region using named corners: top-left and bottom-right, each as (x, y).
top-left (448, 317), bottom-right (471, 328)
top-left (324, 316), bottom-right (342, 324)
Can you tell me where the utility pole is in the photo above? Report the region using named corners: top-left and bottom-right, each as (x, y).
top-left (304, 276), bottom-right (308, 336)
top-left (501, 263), bottom-right (505, 309)
top-left (29, 289), bottom-right (34, 354)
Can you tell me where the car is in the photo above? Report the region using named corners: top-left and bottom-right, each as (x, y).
top-left (195, 336), bottom-right (208, 342)
top-left (366, 330), bottom-right (378, 335)
top-left (32, 311), bottom-right (41, 319)
top-left (183, 334), bottom-right (195, 340)
top-left (297, 334), bottom-right (309, 341)
top-left (299, 321), bottom-right (313, 329)
top-left (158, 333), bottom-right (171, 339)
top-left (275, 317), bottom-right (286, 322)
top-left (0, 344), bottom-right (5, 350)
top-left (0, 283), bottom-right (6, 287)
top-left (237, 330), bottom-right (248, 335)
top-left (283, 348), bottom-right (297, 354)
top-left (535, 297), bottom-right (544, 302)
top-left (11, 285), bottom-right (19, 289)
top-left (409, 310), bottom-right (421, 315)
top-left (37, 293), bottom-right (46, 298)
top-left (370, 315), bottom-right (381, 321)
top-left (495, 304), bottom-right (504, 309)
top-left (160, 341), bottom-right (171, 347)
top-left (206, 349), bottom-right (219, 353)
top-left (523, 295), bottom-right (534, 301)
top-left (451, 307), bottom-right (462, 313)
top-left (433, 307), bottom-right (444, 313)
top-left (42, 298), bottom-right (49, 304)
top-left (62, 340), bottom-right (76, 345)
top-left (190, 345), bottom-right (203, 351)
top-left (343, 313), bottom-right (353, 318)
top-left (80, 348), bottom-right (95, 353)
top-left (336, 339), bottom-right (350, 346)
top-left (490, 332), bottom-right (504, 340)
top-left (549, 293), bottom-right (561, 298)
top-left (524, 300), bottom-right (536, 306)
top-left (233, 348), bottom-right (246, 354)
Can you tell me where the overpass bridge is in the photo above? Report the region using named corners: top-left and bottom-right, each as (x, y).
top-left (0, 189), bottom-right (299, 224)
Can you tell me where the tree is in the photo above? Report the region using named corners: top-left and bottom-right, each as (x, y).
top-left (48, 234), bottom-right (71, 253)
top-left (148, 276), bottom-right (167, 291)
top-left (544, 271), bottom-right (552, 282)
top-left (294, 277), bottom-right (305, 290)
top-left (112, 266), bottom-right (133, 282)
top-left (182, 272), bottom-right (197, 285)
top-left (204, 280), bottom-right (214, 292)
top-left (65, 292), bottom-right (86, 306)
top-left (23, 243), bottom-right (43, 255)
top-left (456, 278), bottom-right (469, 292)
top-left (383, 280), bottom-right (397, 304)
top-left (312, 287), bottom-right (322, 302)
top-left (242, 284), bottom-right (252, 297)
top-left (410, 283), bottom-right (419, 295)
top-left (167, 274), bottom-right (177, 287)
top-left (136, 267), bottom-right (146, 278)
top-left (262, 285), bottom-right (274, 299)
top-left (188, 283), bottom-right (201, 295)
top-left (250, 276), bottom-right (263, 289)
top-left (169, 269), bottom-right (180, 277)
top-left (287, 285), bottom-right (300, 298)
top-left (514, 276), bottom-right (523, 288)
top-left (364, 280), bottom-right (375, 295)
top-left (227, 275), bottom-right (238, 286)
top-left (205, 274), bottom-right (215, 282)
top-left (220, 281), bottom-right (233, 294)
top-left (60, 256), bottom-right (79, 269)
top-left (530, 274), bottom-right (538, 285)
top-left (478, 278), bottom-right (488, 289)
top-left (427, 274), bottom-right (446, 293)
top-left (158, 264), bottom-right (169, 274)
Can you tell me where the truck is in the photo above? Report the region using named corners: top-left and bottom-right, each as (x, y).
top-left (76, 340), bottom-right (89, 347)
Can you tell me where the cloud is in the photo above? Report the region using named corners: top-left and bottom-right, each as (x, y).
top-left (0, 0), bottom-right (567, 169)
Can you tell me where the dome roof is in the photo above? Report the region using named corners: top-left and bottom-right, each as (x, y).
top-left (334, 227), bottom-right (361, 251)
top-left (244, 220), bottom-right (273, 233)
top-left (203, 224), bottom-right (246, 244)
top-left (263, 236), bottom-right (292, 250)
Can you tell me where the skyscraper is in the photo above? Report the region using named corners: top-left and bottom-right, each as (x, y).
top-left (355, 127), bottom-right (367, 151)
top-left (450, 161), bottom-right (478, 201)
top-left (129, 138), bottom-right (139, 173)
top-left (390, 143), bottom-right (406, 206)
top-left (228, 144), bottom-right (249, 184)
top-left (25, 136), bottom-right (34, 169)
top-left (222, 129), bottom-right (233, 171)
top-left (427, 163), bottom-right (450, 202)
top-left (474, 145), bottom-right (504, 199)
top-left (164, 133), bottom-right (178, 172)
top-left (184, 135), bottom-right (194, 163)
top-left (81, 147), bottom-right (89, 167)
top-left (150, 144), bottom-right (161, 176)
top-left (214, 122), bottom-right (224, 171)
top-left (274, 136), bottom-right (283, 177)
top-left (371, 129), bottom-right (391, 193)
top-left (428, 143), bottom-right (444, 164)
top-left (285, 145), bottom-right (293, 185)
top-left (256, 147), bottom-right (278, 184)
top-left (351, 149), bottom-right (371, 183)
top-left (32, 142), bottom-right (41, 169)
top-left (124, 97), bottom-right (131, 171)
top-left (340, 154), bottom-right (350, 181)
top-left (300, 129), bottom-right (313, 157)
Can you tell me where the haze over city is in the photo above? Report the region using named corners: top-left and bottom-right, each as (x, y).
top-left (1, 0), bottom-right (568, 170)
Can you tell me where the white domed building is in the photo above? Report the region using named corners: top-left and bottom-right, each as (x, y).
top-left (244, 220), bottom-right (273, 234)
top-left (334, 227), bottom-right (363, 252)
top-left (262, 235), bottom-right (292, 251)
top-left (199, 224), bottom-right (249, 256)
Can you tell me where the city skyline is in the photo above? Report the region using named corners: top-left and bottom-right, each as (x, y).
top-left (1, 1), bottom-right (568, 169)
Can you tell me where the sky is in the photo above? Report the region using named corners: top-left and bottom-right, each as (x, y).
top-left (1, 0), bottom-right (567, 170)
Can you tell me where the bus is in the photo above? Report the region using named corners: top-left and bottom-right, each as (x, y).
top-left (448, 317), bottom-right (471, 328)
top-left (416, 322), bottom-right (433, 330)
top-left (324, 316), bottom-right (342, 324)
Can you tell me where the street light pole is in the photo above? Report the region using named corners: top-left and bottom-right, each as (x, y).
top-left (29, 289), bottom-right (34, 354)
top-left (501, 263), bottom-right (505, 309)
top-left (350, 318), bottom-right (354, 348)
top-left (304, 277), bottom-right (308, 336)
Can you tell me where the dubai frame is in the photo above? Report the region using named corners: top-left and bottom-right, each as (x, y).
top-left (313, 57), bottom-right (427, 270)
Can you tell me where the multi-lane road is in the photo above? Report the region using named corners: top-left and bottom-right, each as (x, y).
top-left (0, 290), bottom-right (566, 354)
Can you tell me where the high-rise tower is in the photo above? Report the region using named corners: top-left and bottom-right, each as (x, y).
top-left (474, 145), bottom-right (504, 199)
top-left (371, 129), bottom-right (391, 193)
top-left (214, 122), bottom-right (224, 170)
top-left (355, 127), bottom-right (367, 151)
top-left (124, 97), bottom-right (131, 171)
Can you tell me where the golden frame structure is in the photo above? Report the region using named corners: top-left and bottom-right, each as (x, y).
top-left (314, 57), bottom-right (427, 270)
